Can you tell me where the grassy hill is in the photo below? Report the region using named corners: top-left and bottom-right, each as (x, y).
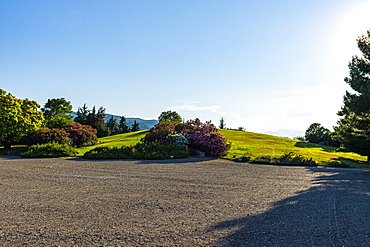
top-left (74, 129), bottom-right (368, 168)
top-left (219, 129), bottom-right (367, 168)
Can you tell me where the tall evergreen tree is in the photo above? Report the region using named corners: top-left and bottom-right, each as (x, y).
top-left (219, 117), bottom-right (226, 129)
top-left (336, 30), bottom-right (370, 162)
top-left (106, 116), bottom-right (119, 135)
top-left (131, 120), bottom-right (140, 132)
top-left (119, 116), bottom-right (130, 133)
top-left (74, 103), bottom-right (89, 125)
top-left (74, 104), bottom-right (109, 137)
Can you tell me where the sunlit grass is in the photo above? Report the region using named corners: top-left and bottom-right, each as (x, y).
top-left (219, 129), bottom-right (368, 168)
top-left (7, 128), bottom-right (368, 168)
top-left (75, 130), bottom-right (149, 155)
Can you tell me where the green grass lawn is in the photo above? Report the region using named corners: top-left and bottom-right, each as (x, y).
top-left (219, 129), bottom-right (369, 168)
top-left (75, 130), bottom-right (149, 155)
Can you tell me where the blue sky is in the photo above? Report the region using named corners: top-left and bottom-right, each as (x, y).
top-left (1, 0), bottom-right (370, 135)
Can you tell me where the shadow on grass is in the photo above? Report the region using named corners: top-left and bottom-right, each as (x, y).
top-left (295, 141), bottom-right (337, 152)
top-left (208, 167), bottom-right (370, 246)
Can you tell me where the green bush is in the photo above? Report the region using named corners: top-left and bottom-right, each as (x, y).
top-left (21, 143), bottom-right (77, 158)
top-left (325, 161), bottom-right (349, 168)
top-left (252, 152), bottom-right (316, 166)
top-left (83, 142), bottom-right (188, 160)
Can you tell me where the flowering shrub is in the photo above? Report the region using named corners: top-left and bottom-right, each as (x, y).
top-left (21, 128), bottom-right (71, 146)
top-left (64, 122), bottom-right (98, 147)
top-left (142, 121), bottom-right (179, 143)
top-left (143, 118), bottom-right (231, 157)
top-left (160, 133), bottom-right (189, 146)
top-left (188, 131), bottom-right (230, 157)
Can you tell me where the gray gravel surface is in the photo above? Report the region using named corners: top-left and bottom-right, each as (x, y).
top-left (1, 156), bottom-right (370, 246)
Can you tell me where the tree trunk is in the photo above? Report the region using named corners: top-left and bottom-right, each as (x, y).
top-left (4, 140), bottom-right (12, 149)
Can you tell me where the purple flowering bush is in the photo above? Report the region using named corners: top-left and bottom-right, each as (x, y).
top-left (188, 131), bottom-right (230, 157)
top-left (143, 118), bottom-right (231, 157)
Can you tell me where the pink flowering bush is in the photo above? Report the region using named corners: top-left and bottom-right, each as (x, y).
top-left (188, 131), bottom-right (231, 157)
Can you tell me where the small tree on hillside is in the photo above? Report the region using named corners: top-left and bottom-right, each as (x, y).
top-left (119, 116), bottom-right (130, 133)
top-left (305, 123), bottom-right (330, 144)
top-left (219, 117), bottom-right (226, 129)
top-left (131, 120), bottom-right (140, 132)
top-left (158, 111), bottom-right (182, 123)
top-left (106, 116), bottom-right (119, 135)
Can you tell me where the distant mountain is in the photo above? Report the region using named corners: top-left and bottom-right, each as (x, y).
top-left (105, 114), bottom-right (158, 130)
top-left (264, 129), bottom-right (304, 139)
top-left (72, 112), bottom-right (158, 130)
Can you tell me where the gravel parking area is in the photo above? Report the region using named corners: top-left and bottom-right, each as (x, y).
top-left (1, 156), bottom-right (370, 246)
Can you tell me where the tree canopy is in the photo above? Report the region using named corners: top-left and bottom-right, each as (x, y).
top-left (74, 104), bottom-right (109, 137)
top-left (0, 89), bottom-right (44, 148)
top-left (158, 111), bottom-right (182, 123)
top-left (305, 123), bottom-right (330, 144)
top-left (41, 98), bottom-right (73, 128)
top-left (336, 30), bottom-right (370, 162)
top-left (131, 120), bottom-right (140, 132)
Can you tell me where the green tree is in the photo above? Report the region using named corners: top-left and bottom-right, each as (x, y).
top-left (41, 98), bottom-right (73, 128)
top-left (119, 116), bottom-right (130, 133)
top-left (74, 104), bottom-right (109, 137)
top-left (219, 117), bottom-right (226, 129)
top-left (0, 89), bottom-right (44, 148)
top-left (106, 116), bottom-right (119, 135)
top-left (305, 123), bottom-right (330, 144)
top-left (131, 120), bottom-right (140, 132)
top-left (336, 30), bottom-right (370, 162)
top-left (74, 103), bottom-right (89, 125)
top-left (158, 110), bottom-right (182, 123)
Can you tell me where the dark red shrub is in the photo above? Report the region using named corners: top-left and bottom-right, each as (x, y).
top-left (21, 128), bottom-right (71, 146)
top-left (64, 122), bottom-right (98, 147)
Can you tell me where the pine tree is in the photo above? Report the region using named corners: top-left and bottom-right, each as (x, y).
top-left (106, 116), bottom-right (119, 135)
top-left (336, 30), bottom-right (370, 162)
top-left (219, 117), bottom-right (226, 129)
top-left (74, 104), bottom-right (109, 137)
top-left (74, 103), bottom-right (89, 125)
top-left (119, 116), bottom-right (130, 133)
top-left (131, 120), bottom-right (140, 132)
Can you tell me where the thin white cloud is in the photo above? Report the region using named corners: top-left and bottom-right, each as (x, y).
top-left (168, 102), bottom-right (242, 119)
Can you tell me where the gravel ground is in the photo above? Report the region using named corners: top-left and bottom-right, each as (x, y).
top-left (1, 156), bottom-right (370, 246)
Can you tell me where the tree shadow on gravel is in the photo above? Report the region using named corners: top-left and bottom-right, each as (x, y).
top-left (208, 167), bottom-right (370, 246)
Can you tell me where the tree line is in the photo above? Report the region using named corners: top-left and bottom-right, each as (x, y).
top-left (0, 95), bottom-right (139, 148)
